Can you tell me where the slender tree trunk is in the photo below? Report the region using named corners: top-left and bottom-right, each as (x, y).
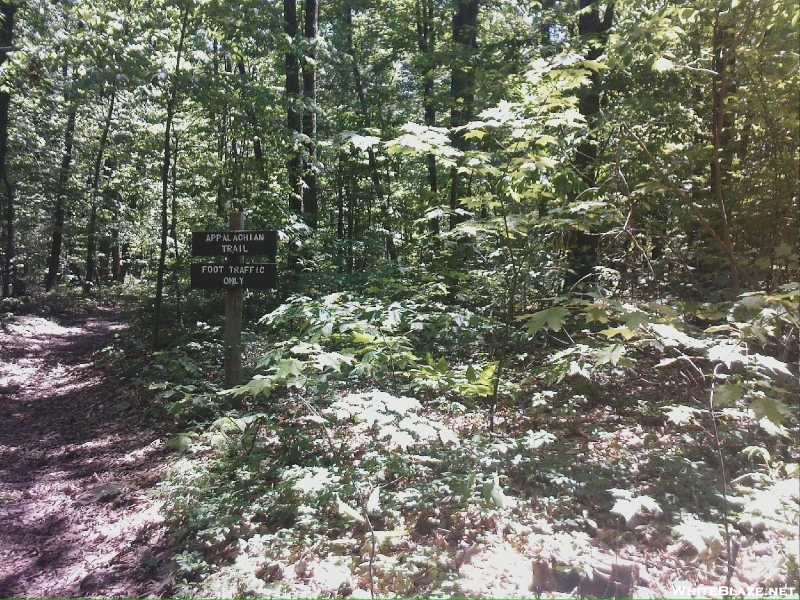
top-left (302, 0), bottom-right (318, 228)
top-left (347, 189), bottom-right (354, 274)
top-left (47, 65), bottom-right (78, 291)
top-left (575, 0), bottom-right (612, 188)
top-left (212, 41), bottom-right (228, 217)
top-left (98, 235), bottom-right (111, 280)
top-left (235, 58), bottom-right (267, 186)
top-left (344, 3), bottom-right (395, 262)
top-left (230, 135), bottom-right (239, 199)
top-left (111, 231), bottom-right (121, 281)
top-left (1, 167), bottom-right (11, 299)
top-left (449, 0), bottom-right (479, 229)
top-left (711, 13), bottom-right (740, 295)
top-left (563, 0), bottom-right (613, 289)
top-left (285, 0), bottom-right (302, 213)
top-left (416, 0), bottom-right (438, 205)
top-left (85, 85), bottom-right (117, 293)
top-left (337, 152), bottom-right (344, 240)
top-left (171, 130), bottom-right (182, 323)
top-left (109, 193), bottom-right (122, 283)
top-left (153, 6), bottom-right (189, 347)
top-left (540, 0), bottom-right (554, 47)
top-left (119, 242), bottom-right (130, 282)
top-left (0, 3), bottom-right (16, 298)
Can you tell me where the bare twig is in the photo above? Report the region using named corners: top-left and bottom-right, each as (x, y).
top-left (709, 364), bottom-right (735, 589)
top-left (299, 395), bottom-right (337, 454)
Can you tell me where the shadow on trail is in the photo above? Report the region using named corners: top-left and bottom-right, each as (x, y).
top-left (0, 309), bottom-right (172, 598)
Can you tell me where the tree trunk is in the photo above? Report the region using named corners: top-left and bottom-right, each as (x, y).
top-left (575, 0), bottom-right (613, 188)
top-left (98, 235), bottom-right (111, 280)
top-left (171, 130), bottom-right (182, 323)
top-left (111, 231), bottom-right (121, 281)
top-left (47, 61), bottom-right (78, 291)
top-left (302, 0), bottom-right (318, 227)
top-left (224, 212), bottom-right (245, 390)
top-left (416, 0), bottom-right (438, 204)
top-left (337, 152), bottom-right (344, 240)
top-left (449, 0), bottom-right (479, 229)
top-left (85, 85), bottom-right (117, 293)
top-left (235, 58), bottom-right (267, 187)
top-left (564, 0), bottom-right (613, 289)
top-left (347, 190), bottom-right (354, 274)
top-left (212, 41), bottom-right (228, 218)
top-left (711, 13), bottom-right (740, 295)
top-left (343, 3), bottom-right (394, 263)
top-left (109, 209), bottom-right (122, 284)
top-left (0, 3), bottom-right (16, 298)
top-left (540, 0), bottom-right (554, 47)
top-left (285, 0), bottom-right (302, 214)
top-left (153, 6), bottom-right (189, 347)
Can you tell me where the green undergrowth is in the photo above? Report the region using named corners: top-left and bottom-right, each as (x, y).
top-left (137, 281), bottom-right (799, 598)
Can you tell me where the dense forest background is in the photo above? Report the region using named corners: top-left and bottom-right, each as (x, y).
top-left (0, 0), bottom-right (798, 597)
top-left (1, 0), bottom-right (797, 302)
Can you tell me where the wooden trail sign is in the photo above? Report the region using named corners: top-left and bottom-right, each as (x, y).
top-left (192, 230), bottom-right (277, 258)
top-left (190, 263), bottom-right (277, 289)
top-left (190, 214), bottom-right (278, 389)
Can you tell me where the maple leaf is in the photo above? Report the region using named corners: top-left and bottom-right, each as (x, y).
top-left (526, 307), bottom-right (570, 334)
top-left (595, 343), bottom-right (625, 366)
top-left (584, 304), bottom-right (609, 324)
top-left (600, 326), bottom-right (636, 340)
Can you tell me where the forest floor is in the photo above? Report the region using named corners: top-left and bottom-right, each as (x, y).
top-left (0, 298), bottom-right (172, 598)
top-left (0, 292), bottom-right (797, 599)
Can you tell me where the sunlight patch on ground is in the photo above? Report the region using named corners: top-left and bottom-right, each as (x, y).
top-left (456, 541), bottom-right (534, 598)
top-left (0, 361), bottom-right (39, 386)
top-left (1, 355), bottom-right (92, 393)
top-left (115, 439), bottom-right (166, 467)
top-left (4, 316), bottom-right (83, 338)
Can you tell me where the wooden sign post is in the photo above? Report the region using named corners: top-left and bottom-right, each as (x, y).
top-left (190, 213), bottom-right (277, 388)
top-left (224, 212), bottom-right (244, 388)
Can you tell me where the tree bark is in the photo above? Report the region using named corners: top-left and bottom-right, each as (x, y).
top-left (111, 231), bottom-right (121, 281)
top-left (212, 40), bottom-right (228, 217)
top-left (224, 211), bottom-right (244, 390)
top-left (47, 63), bottom-right (78, 291)
top-left (171, 130), bottom-right (182, 322)
top-left (285, 0), bottom-right (302, 214)
top-left (153, 5), bottom-right (189, 347)
top-left (343, 3), bottom-right (395, 263)
top-left (302, 0), bottom-right (318, 227)
top-left (85, 84), bottom-right (117, 293)
top-left (449, 0), bottom-right (479, 229)
top-left (575, 0), bottom-right (613, 187)
top-left (416, 0), bottom-right (438, 200)
top-left (336, 151), bottom-right (344, 240)
top-left (47, 127), bottom-right (75, 291)
top-left (564, 0), bottom-right (613, 288)
top-left (0, 3), bottom-right (16, 298)
top-left (711, 12), bottom-right (740, 294)
top-left (235, 58), bottom-right (267, 186)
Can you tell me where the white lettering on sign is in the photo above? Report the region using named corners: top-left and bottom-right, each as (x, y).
top-left (201, 265), bottom-right (224, 274)
top-left (228, 265), bottom-right (268, 275)
top-left (221, 244), bottom-right (249, 254)
top-left (230, 232), bottom-right (265, 242)
top-left (223, 277), bottom-right (244, 286)
top-left (205, 233), bottom-right (222, 242)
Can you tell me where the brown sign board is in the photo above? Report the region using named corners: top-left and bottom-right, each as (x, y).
top-left (191, 263), bottom-right (277, 289)
top-left (192, 230), bottom-right (277, 257)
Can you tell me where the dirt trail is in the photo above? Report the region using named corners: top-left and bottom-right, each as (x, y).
top-left (0, 306), bottom-right (171, 598)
